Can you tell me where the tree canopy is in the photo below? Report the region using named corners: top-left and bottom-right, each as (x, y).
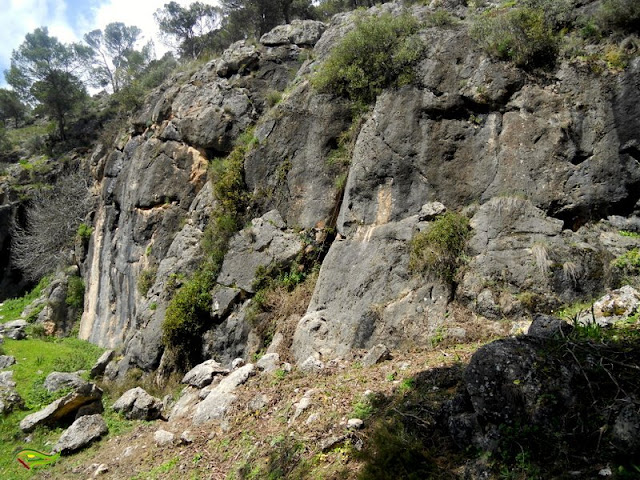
top-left (0, 89), bottom-right (27, 128)
top-left (84, 22), bottom-right (151, 93)
top-left (155, 2), bottom-right (222, 59)
top-left (5, 27), bottom-right (90, 139)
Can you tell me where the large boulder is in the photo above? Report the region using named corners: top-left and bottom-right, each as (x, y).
top-left (43, 372), bottom-right (88, 393)
top-left (192, 364), bottom-right (254, 425)
top-left (53, 414), bottom-right (108, 455)
top-left (260, 20), bottom-right (327, 47)
top-left (90, 350), bottom-right (115, 378)
top-left (182, 359), bottom-right (230, 389)
top-left (112, 387), bottom-right (163, 420)
top-left (1, 319), bottom-right (27, 340)
top-left (292, 216), bottom-right (449, 363)
top-left (0, 371), bottom-right (23, 414)
top-left (577, 285), bottom-right (640, 326)
top-left (0, 355), bottom-right (16, 370)
top-left (216, 40), bottom-right (261, 77)
top-left (20, 383), bottom-right (103, 432)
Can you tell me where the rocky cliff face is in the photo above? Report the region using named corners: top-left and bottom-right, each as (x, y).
top-left (78, 3), bottom-right (640, 377)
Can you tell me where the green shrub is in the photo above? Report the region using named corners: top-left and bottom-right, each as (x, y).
top-left (162, 270), bottom-right (215, 369)
top-left (471, 6), bottom-right (558, 68)
top-left (425, 9), bottom-right (457, 27)
top-left (409, 212), bottom-right (470, 283)
top-left (208, 132), bottom-right (253, 220)
top-left (137, 267), bottom-right (157, 297)
top-left (313, 12), bottom-right (424, 105)
top-left (76, 223), bottom-right (93, 240)
top-left (597, 0), bottom-right (640, 34)
top-left (65, 275), bottom-right (85, 308)
top-left (266, 90), bottom-right (283, 107)
top-left (612, 248), bottom-right (640, 278)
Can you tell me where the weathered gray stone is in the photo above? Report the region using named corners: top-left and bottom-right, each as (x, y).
top-left (217, 363), bottom-right (255, 393)
top-left (247, 393), bottom-right (270, 411)
top-left (192, 364), bottom-right (254, 425)
top-left (217, 210), bottom-right (304, 293)
top-left (180, 430), bottom-right (194, 444)
top-left (90, 350), bottom-right (114, 378)
top-left (256, 353), bottom-right (280, 373)
top-left (182, 359), bottom-right (229, 388)
top-left (168, 386), bottom-right (200, 421)
top-left (36, 270), bottom-right (80, 336)
top-left (347, 418), bottom-right (364, 430)
top-left (211, 286), bottom-right (242, 320)
top-left (231, 358), bottom-right (245, 369)
top-left (216, 40), bottom-right (260, 77)
top-left (578, 286), bottom-right (640, 327)
top-left (112, 387), bottom-right (163, 421)
top-left (292, 217), bottom-right (449, 364)
top-left (0, 355), bottom-right (16, 369)
top-left (20, 383), bottom-right (103, 432)
top-left (418, 202), bottom-right (447, 221)
top-left (245, 82), bottom-right (352, 229)
top-left (260, 20), bottom-right (326, 46)
top-left (0, 370), bottom-right (15, 388)
top-left (0, 371), bottom-right (23, 414)
top-left (362, 344), bottom-right (390, 367)
top-left (290, 396), bottom-right (312, 424)
top-left (299, 356), bottom-right (324, 373)
top-left (44, 372), bottom-right (87, 393)
top-left (75, 400), bottom-right (104, 419)
top-left (154, 429), bottom-right (175, 446)
top-left (202, 305), bottom-right (255, 367)
top-left (527, 315), bottom-right (573, 339)
top-left (1, 319), bottom-right (27, 340)
top-left (53, 414), bottom-right (108, 455)
top-left (612, 404), bottom-right (640, 454)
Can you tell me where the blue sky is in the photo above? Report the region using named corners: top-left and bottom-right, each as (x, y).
top-left (0, 0), bottom-right (219, 88)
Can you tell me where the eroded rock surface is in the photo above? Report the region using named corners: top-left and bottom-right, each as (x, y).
top-left (20, 383), bottom-right (103, 432)
top-left (112, 387), bottom-right (163, 421)
top-left (54, 414), bottom-right (108, 455)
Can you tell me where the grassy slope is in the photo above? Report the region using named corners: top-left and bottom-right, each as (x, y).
top-left (0, 284), bottom-right (105, 479)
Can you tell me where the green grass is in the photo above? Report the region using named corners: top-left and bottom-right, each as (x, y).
top-left (0, 277), bottom-right (50, 324)
top-left (0, 336), bottom-right (104, 479)
top-left (130, 456), bottom-right (180, 480)
top-left (4, 337), bottom-right (103, 409)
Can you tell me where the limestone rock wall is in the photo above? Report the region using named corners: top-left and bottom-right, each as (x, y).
top-left (78, 6), bottom-right (640, 374)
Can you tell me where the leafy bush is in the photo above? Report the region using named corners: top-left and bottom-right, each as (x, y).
top-left (137, 267), bottom-right (157, 297)
top-left (65, 275), bottom-right (85, 308)
top-left (266, 90), bottom-right (283, 107)
top-left (612, 248), bottom-right (640, 280)
top-left (597, 0), bottom-right (640, 34)
top-left (162, 270), bottom-right (215, 369)
top-left (409, 212), bottom-right (470, 283)
top-left (76, 223), bottom-right (93, 241)
top-left (208, 130), bottom-right (254, 220)
top-left (471, 6), bottom-right (558, 68)
top-left (425, 9), bottom-right (457, 27)
top-left (313, 12), bottom-right (424, 105)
